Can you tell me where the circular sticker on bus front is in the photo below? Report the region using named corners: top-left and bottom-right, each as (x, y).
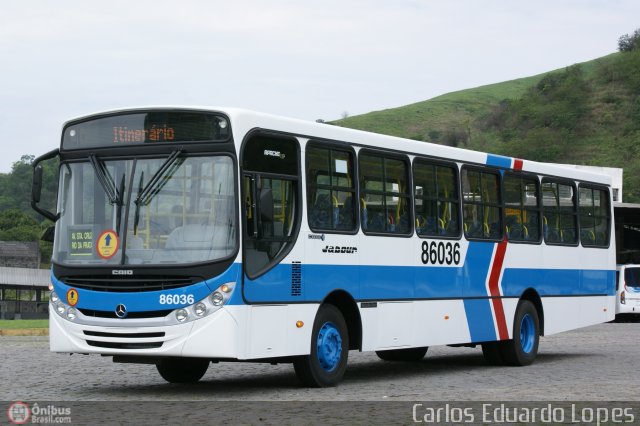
top-left (66, 288), bottom-right (79, 306)
top-left (96, 230), bottom-right (119, 259)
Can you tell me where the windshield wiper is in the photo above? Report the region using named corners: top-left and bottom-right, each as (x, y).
top-left (115, 173), bottom-right (125, 236)
top-left (89, 155), bottom-right (118, 204)
top-left (89, 155), bottom-right (125, 235)
top-left (133, 171), bottom-right (144, 235)
top-left (133, 149), bottom-right (184, 235)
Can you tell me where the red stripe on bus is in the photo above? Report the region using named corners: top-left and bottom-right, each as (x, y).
top-left (488, 240), bottom-right (509, 340)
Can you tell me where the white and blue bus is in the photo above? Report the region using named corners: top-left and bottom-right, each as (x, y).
top-left (31, 107), bottom-right (616, 387)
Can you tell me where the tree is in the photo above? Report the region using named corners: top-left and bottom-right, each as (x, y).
top-left (0, 154), bottom-right (58, 267)
top-left (0, 209), bottom-right (38, 232)
top-left (618, 28), bottom-right (640, 52)
top-left (0, 154), bottom-right (58, 216)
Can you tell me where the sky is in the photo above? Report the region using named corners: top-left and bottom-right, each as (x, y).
top-left (1, 0), bottom-right (639, 172)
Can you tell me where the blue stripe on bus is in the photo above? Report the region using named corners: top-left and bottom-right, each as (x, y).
top-left (459, 242), bottom-right (495, 341)
top-left (50, 253), bottom-right (615, 315)
top-left (242, 255), bottom-right (615, 303)
top-left (486, 154), bottom-right (512, 169)
top-left (463, 299), bottom-right (497, 342)
top-left (501, 267), bottom-right (614, 296)
top-left (51, 263), bottom-right (243, 312)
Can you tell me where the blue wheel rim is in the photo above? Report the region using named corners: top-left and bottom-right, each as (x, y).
top-left (316, 321), bottom-right (342, 372)
top-left (520, 313), bottom-right (535, 353)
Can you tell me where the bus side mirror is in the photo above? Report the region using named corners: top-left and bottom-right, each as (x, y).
top-left (31, 148), bottom-right (60, 223)
top-left (32, 165), bottom-right (43, 203)
top-left (41, 225), bottom-right (55, 243)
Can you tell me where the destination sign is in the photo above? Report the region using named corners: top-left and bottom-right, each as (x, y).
top-left (62, 111), bottom-right (230, 150)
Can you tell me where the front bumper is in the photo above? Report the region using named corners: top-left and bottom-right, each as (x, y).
top-left (50, 305), bottom-right (242, 359)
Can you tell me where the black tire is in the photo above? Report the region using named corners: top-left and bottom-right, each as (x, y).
top-left (156, 358), bottom-right (209, 383)
top-left (293, 304), bottom-right (349, 387)
top-left (376, 347), bottom-right (428, 362)
top-left (481, 342), bottom-right (504, 365)
top-left (499, 300), bottom-right (540, 366)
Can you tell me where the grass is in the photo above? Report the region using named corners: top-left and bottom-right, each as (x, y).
top-left (0, 319), bottom-right (48, 329)
top-left (333, 53), bottom-right (621, 141)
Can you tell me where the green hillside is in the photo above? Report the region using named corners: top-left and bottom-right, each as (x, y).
top-left (335, 51), bottom-right (640, 202)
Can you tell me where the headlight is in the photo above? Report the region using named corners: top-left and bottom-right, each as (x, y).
top-left (50, 290), bottom-right (82, 322)
top-left (55, 302), bottom-right (66, 315)
top-left (210, 292), bottom-right (224, 306)
top-left (66, 308), bottom-right (77, 321)
top-left (194, 303), bottom-right (207, 316)
top-left (50, 289), bottom-right (74, 320)
top-left (167, 282), bottom-right (235, 325)
top-left (175, 309), bottom-right (189, 322)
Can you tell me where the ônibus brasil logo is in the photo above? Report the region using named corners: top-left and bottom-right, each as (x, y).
top-left (6, 401), bottom-right (30, 424)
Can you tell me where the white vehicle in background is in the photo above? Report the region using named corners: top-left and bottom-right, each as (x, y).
top-left (616, 264), bottom-right (640, 319)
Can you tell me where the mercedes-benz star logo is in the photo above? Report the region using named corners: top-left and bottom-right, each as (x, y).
top-left (115, 304), bottom-right (128, 318)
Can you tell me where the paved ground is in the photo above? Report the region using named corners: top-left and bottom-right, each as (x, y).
top-left (2, 322), bottom-right (639, 424)
top-left (1, 322), bottom-right (639, 402)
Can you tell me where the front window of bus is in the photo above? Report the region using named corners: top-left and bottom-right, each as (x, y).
top-left (126, 156), bottom-right (236, 264)
top-left (53, 156), bottom-right (237, 265)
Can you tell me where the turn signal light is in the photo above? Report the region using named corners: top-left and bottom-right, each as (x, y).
top-left (296, 321), bottom-right (304, 328)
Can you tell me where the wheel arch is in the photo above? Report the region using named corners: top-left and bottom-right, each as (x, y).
top-left (322, 290), bottom-right (362, 350)
top-left (520, 288), bottom-right (544, 336)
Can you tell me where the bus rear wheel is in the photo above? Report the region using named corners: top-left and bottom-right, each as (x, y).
top-left (156, 358), bottom-right (209, 383)
top-left (293, 304), bottom-right (349, 387)
top-left (376, 347), bottom-right (428, 362)
top-left (499, 300), bottom-right (540, 366)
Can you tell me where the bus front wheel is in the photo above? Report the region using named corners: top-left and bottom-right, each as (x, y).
top-left (156, 358), bottom-right (209, 383)
top-left (293, 304), bottom-right (349, 387)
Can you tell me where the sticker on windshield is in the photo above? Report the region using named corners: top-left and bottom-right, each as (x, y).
top-left (68, 226), bottom-right (94, 257)
top-left (96, 230), bottom-right (119, 259)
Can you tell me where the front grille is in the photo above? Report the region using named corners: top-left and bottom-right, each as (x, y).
top-left (78, 308), bottom-right (172, 319)
top-left (83, 331), bottom-right (165, 338)
top-left (86, 340), bottom-right (163, 349)
top-left (60, 276), bottom-right (201, 292)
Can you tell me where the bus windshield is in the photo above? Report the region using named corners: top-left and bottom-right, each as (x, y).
top-left (54, 155), bottom-right (237, 266)
top-left (625, 267), bottom-right (640, 288)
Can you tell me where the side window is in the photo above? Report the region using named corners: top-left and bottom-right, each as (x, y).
top-left (359, 152), bottom-right (411, 235)
top-left (461, 168), bottom-right (502, 240)
top-left (413, 159), bottom-right (460, 237)
top-left (306, 144), bottom-right (357, 232)
top-left (503, 173), bottom-right (541, 242)
top-left (579, 186), bottom-right (610, 247)
top-left (542, 180), bottom-right (577, 245)
top-left (242, 134), bottom-right (299, 278)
